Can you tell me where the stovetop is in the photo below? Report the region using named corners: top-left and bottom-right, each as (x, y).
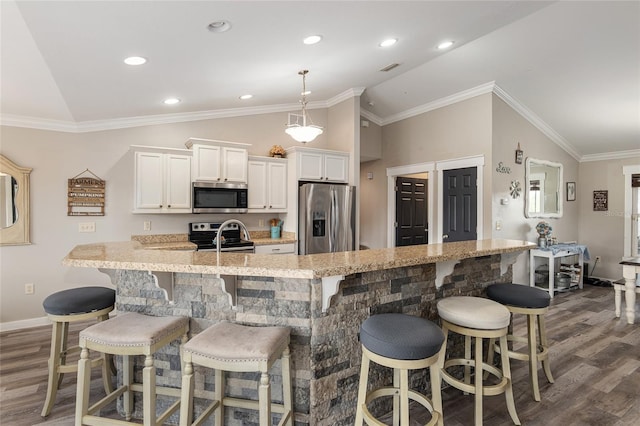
top-left (188, 222), bottom-right (254, 250)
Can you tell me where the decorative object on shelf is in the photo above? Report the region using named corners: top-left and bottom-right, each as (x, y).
top-left (285, 70), bottom-right (323, 143)
top-left (535, 221), bottom-right (553, 248)
top-left (566, 181), bottom-right (576, 201)
top-left (268, 145), bottom-right (287, 158)
top-left (515, 143), bottom-right (523, 164)
top-left (510, 180), bottom-right (521, 198)
top-left (496, 162), bottom-right (511, 174)
top-left (593, 190), bottom-right (608, 211)
top-left (68, 169), bottom-right (105, 216)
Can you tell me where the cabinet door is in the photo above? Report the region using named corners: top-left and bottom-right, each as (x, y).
top-left (165, 154), bottom-right (192, 210)
top-left (134, 151), bottom-right (164, 210)
top-left (267, 162), bottom-right (287, 210)
top-left (298, 151), bottom-right (324, 181)
top-left (223, 147), bottom-right (248, 183)
top-left (247, 160), bottom-right (268, 209)
top-left (193, 145), bottom-right (221, 181)
top-left (324, 153), bottom-right (349, 182)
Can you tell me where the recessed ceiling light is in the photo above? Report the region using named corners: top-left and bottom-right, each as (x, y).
top-left (163, 98), bottom-right (181, 105)
top-left (379, 38), bottom-right (398, 47)
top-left (239, 94), bottom-right (253, 100)
top-left (303, 35), bottom-right (322, 45)
top-left (207, 20), bottom-right (232, 33)
top-left (437, 40), bottom-right (454, 50)
top-left (124, 56), bottom-right (147, 66)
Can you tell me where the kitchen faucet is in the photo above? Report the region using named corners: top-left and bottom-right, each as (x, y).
top-left (215, 219), bottom-right (251, 258)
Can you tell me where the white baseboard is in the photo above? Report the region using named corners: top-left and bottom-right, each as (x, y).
top-left (0, 316), bottom-right (50, 333)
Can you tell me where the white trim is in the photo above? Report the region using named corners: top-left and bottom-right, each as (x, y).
top-left (435, 155), bottom-right (485, 243)
top-left (326, 87), bottom-right (365, 107)
top-left (623, 165), bottom-right (640, 257)
top-left (386, 162), bottom-right (435, 248)
top-left (0, 315), bottom-right (49, 332)
top-left (582, 150), bottom-right (640, 163)
top-left (380, 82), bottom-right (496, 126)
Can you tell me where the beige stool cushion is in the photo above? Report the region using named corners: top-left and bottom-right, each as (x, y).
top-left (437, 296), bottom-right (510, 330)
top-left (184, 322), bottom-right (289, 362)
top-left (80, 312), bottom-right (189, 347)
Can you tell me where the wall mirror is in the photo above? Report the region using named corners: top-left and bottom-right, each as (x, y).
top-left (0, 154), bottom-right (32, 245)
top-left (525, 157), bottom-right (563, 218)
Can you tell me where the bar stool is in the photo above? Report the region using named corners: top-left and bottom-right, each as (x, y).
top-left (354, 313), bottom-right (445, 426)
top-left (75, 312), bottom-right (189, 425)
top-left (437, 296), bottom-right (520, 426)
top-left (486, 283), bottom-right (554, 401)
top-left (41, 286), bottom-right (116, 417)
top-left (179, 322), bottom-right (293, 426)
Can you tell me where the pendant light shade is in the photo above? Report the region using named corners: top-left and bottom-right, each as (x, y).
top-left (286, 70), bottom-right (323, 143)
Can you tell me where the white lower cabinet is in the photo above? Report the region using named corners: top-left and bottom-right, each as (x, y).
top-left (254, 243), bottom-right (296, 255)
top-left (247, 156), bottom-right (287, 212)
top-left (133, 147), bottom-right (192, 213)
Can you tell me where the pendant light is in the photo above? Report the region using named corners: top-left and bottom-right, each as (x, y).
top-left (285, 70), bottom-right (323, 143)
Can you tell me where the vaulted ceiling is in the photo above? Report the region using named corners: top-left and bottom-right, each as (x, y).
top-left (1, 1), bottom-right (638, 161)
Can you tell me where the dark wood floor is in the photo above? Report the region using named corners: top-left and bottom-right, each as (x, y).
top-left (1, 284), bottom-right (638, 425)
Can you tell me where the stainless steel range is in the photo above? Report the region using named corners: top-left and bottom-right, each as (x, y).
top-left (188, 222), bottom-right (254, 252)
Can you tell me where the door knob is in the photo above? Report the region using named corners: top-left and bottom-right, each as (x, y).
top-left (443, 234), bottom-right (449, 239)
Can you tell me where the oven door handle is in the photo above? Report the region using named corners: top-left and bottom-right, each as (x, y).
top-left (220, 246), bottom-right (255, 253)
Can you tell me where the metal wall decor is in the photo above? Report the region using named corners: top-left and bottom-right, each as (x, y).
top-left (68, 169), bottom-right (105, 216)
top-left (496, 162), bottom-right (511, 174)
top-left (510, 180), bottom-right (521, 198)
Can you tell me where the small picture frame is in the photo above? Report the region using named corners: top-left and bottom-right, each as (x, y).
top-left (566, 182), bottom-right (576, 201)
top-left (593, 190), bottom-right (608, 211)
top-left (515, 148), bottom-right (523, 164)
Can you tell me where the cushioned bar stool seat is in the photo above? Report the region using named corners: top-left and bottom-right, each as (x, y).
top-left (486, 283), bottom-right (554, 401)
top-left (75, 312), bottom-right (189, 426)
top-left (437, 297), bottom-right (520, 426)
top-left (41, 286), bottom-right (116, 417)
top-left (354, 313), bottom-right (445, 426)
top-left (179, 322), bottom-right (293, 426)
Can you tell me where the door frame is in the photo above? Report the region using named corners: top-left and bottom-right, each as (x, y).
top-left (623, 164), bottom-right (640, 257)
top-left (386, 155), bottom-right (484, 247)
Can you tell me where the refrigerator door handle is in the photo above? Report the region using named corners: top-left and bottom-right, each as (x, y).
top-left (329, 187), bottom-right (336, 252)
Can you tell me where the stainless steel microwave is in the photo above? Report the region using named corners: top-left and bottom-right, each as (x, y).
top-left (192, 182), bottom-right (248, 214)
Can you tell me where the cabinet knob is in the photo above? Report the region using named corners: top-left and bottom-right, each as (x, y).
top-left (167, 204), bottom-right (171, 208)
top-left (269, 205), bottom-right (272, 208)
top-left (224, 178), bottom-right (228, 181)
top-left (263, 206), bottom-right (266, 209)
top-left (325, 177), bottom-right (329, 180)
top-left (159, 205), bottom-right (163, 208)
top-left (217, 178), bottom-right (221, 181)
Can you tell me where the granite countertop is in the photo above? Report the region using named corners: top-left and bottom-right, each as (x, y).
top-left (63, 238), bottom-right (535, 279)
top-left (131, 232), bottom-right (296, 250)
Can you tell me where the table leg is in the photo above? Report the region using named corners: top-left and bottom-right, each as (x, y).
top-left (622, 265), bottom-right (637, 325)
top-left (548, 257), bottom-right (555, 299)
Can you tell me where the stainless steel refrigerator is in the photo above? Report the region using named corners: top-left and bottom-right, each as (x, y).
top-left (298, 183), bottom-right (355, 255)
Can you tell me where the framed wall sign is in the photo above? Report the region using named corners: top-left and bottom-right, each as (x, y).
top-left (593, 190), bottom-right (608, 211)
top-left (515, 143), bottom-right (523, 164)
top-left (566, 182), bottom-right (576, 201)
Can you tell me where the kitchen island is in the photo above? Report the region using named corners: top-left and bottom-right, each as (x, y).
top-left (64, 238), bottom-right (534, 426)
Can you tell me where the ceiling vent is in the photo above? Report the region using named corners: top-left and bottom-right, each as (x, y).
top-left (379, 63), bottom-right (400, 72)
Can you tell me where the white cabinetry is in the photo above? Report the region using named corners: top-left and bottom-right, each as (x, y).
top-left (254, 243), bottom-right (296, 255)
top-left (132, 146), bottom-right (192, 214)
top-left (286, 147), bottom-right (349, 183)
top-left (186, 138), bottom-right (250, 183)
top-left (247, 156), bottom-right (287, 212)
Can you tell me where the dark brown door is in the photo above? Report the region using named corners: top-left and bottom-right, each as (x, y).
top-left (395, 176), bottom-right (428, 246)
top-left (442, 167), bottom-right (477, 242)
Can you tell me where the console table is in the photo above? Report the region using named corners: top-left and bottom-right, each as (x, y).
top-left (529, 244), bottom-right (588, 298)
top-left (619, 257), bottom-right (640, 324)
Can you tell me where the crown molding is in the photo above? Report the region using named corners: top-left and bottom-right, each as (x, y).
top-left (380, 82), bottom-right (497, 126)
top-left (359, 109), bottom-right (383, 126)
top-left (0, 114), bottom-right (79, 132)
top-left (326, 87), bottom-right (366, 107)
top-left (580, 149), bottom-right (640, 163)
top-left (491, 84), bottom-right (582, 162)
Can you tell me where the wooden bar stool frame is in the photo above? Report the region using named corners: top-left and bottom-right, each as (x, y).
top-left (41, 306), bottom-right (115, 417)
top-left (354, 345), bottom-right (443, 426)
top-left (75, 322), bottom-right (189, 426)
top-left (487, 305), bottom-right (554, 401)
top-left (179, 338), bottom-right (293, 426)
top-left (438, 319), bottom-right (520, 426)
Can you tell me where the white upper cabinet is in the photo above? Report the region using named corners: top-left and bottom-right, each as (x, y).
top-left (186, 138), bottom-right (250, 183)
top-left (132, 146), bottom-right (192, 214)
top-left (287, 147), bottom-right (349, 183)
top-left (247, 156), bottom-right (287, 212)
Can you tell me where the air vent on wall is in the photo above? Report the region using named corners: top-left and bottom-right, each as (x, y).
top-left (379, 63), bottom-right (400, 72)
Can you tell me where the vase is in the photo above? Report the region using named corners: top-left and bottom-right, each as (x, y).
top-left (538, 236), bottom-right (547, 248)
top-left (273, 154), bottom-right (283, 158)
